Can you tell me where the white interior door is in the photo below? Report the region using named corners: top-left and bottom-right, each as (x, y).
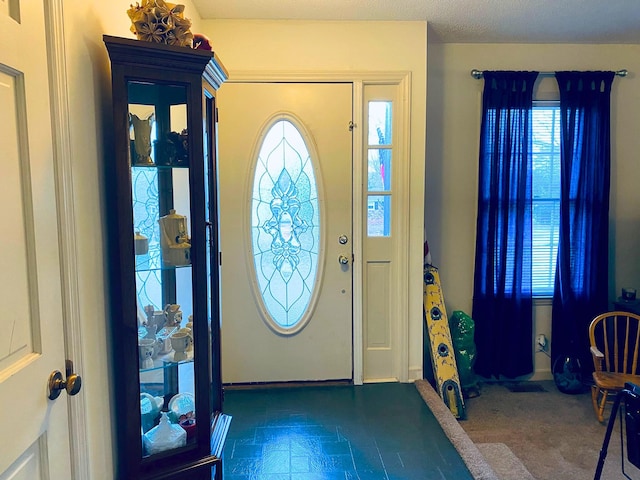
top-left (218, 83), bottom-right (353, 383)
top-left (0, 1), bottom-right (72, 478)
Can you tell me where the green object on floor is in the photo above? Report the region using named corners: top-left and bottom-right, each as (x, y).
top-left (450, 310), bottom-right (479, 394)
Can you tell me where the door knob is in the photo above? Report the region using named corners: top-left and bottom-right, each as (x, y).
top-left (338, 235), bottom-right (349, 245)
top-left (48, 361), bottom-right (82, 400)
top-left (338, 255), bottom-right (350, 265)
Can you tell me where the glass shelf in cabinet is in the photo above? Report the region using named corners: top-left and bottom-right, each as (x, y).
top-left (138, 351), bottom-right (194, 374)
top-left (134, 248), bottom-right (194, 273)
top-left (134, 262), bottom-right (192, 274)
top-left (129, 163), bottom-right (190, 170)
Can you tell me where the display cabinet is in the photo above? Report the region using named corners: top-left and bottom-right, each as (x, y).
top-left (104, 35), bottom-right (230, 480)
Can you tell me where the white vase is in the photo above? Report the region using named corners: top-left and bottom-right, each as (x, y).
top-left (129, 113), bottom-right (155, 166)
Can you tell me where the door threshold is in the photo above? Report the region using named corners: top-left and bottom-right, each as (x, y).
top-left (224, 379), bottom-right (353, 390)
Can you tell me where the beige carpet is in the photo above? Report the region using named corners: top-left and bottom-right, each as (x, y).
top-left (415, 379), bottom-right (501, 479)
top-left (417, 379), bottom-right (640, 480)
top-left (476, 443), bottom-right (535, 480)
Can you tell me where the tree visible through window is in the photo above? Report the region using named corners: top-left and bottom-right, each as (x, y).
top-left (532, 103), bottom-right (560, 297)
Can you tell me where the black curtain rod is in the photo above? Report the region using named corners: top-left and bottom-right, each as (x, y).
top-left (470, 69), bottom-right (628, 79)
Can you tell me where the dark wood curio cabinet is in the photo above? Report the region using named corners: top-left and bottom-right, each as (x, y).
top-left (104, 35), bottom-right (230, 480)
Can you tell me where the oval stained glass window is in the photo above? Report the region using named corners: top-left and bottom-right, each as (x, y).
top-left (250, 116), bottom-right (321, 333)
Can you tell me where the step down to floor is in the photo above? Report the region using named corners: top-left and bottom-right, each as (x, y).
top-left (476, 443), bottom-right (535, 480)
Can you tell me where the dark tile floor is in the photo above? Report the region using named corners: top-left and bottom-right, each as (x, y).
top-left (221, 382), bottom-right (473, 479)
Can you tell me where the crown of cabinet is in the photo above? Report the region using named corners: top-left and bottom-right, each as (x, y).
top-left (104, 35), bottom-right (228, 87)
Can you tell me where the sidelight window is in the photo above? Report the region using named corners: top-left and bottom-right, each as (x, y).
top-left (367, 101), bottom-right (393, 236)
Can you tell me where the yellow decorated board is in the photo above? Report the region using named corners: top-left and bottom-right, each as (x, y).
top-left (423, 264), bottom-right (466, 419)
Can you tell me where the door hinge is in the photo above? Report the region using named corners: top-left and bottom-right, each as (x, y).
top-left (219, 251), bottom-right (222, 266)
top-left (215, 106), bottom-right (219, 123)
top-left (348, 121), bottom-right (355, 131)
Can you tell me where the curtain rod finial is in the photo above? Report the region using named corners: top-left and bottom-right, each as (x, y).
top-left (617, 69), bottom-right (628, 77)
top-left (471, 69), bottom-right (483, 79)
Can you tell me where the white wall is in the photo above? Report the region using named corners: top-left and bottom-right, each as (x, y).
top-left (426, 42), bottom-right (640, 379)
top-left (202, 19), bottom-right (428, 380)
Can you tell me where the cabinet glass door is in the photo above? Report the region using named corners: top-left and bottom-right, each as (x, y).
top-left (128, 81), bottom-right (198, 457)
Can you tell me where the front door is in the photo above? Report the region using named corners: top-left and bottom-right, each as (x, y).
top-left (0, 2), bottom-right (72, 478)
top-left (218, 83), bottom-right (353, 383)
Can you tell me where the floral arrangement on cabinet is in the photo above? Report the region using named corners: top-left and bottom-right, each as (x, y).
top-left (127, 0), bottom-right (212, 50)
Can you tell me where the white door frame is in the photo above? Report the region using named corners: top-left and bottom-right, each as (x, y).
top-left (45, 1), bottom-right (89, 477)
top-left (222, 71), bottom-right (412, 385)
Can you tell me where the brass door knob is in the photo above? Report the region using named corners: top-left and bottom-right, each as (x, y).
top-left (338, 255), bottom-right (350, 265)
top-left (48, 369), bottom-right (82, 400)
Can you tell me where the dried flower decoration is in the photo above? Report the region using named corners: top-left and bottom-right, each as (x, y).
top-left (127, 0), bottom-right (194, 47)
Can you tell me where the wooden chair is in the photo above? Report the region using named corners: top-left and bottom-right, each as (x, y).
top-left (589, 311), bottom-right (640, 422)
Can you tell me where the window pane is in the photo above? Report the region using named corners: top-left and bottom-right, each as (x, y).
top-left (367, 195), bottom-right (391, 237)
top-left (368, 101), bottom-right (392, 146)
top-left (531, 106), bottom-right (560, 153)
top-left (531, 105), bottom-right (561, 296)
top-left (532, 201), bottom-right (560, 295)
top-left (532, 154), bottom-right (561, 199)
top-left (251, 119), bottom-right (319, 329)
top-left (367, 149), bottom-right (392, 191)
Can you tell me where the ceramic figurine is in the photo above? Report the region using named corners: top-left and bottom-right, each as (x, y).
top-left (178, 327), bottom-right (193, 353)
top-left (156, 326), bottom-right (176, 355)
top-left (143, 412), bottom-right (186, 456)
top-left (170, 331), bottom-right (190, 362)
top-left (138, 338), bottom-right (155, 369)
top-left (145, 304), bottom-right (166, 331)
top-left (134, 231), bottom-right (149, 255)
top-left (144, 323), bottom-right (157, 340)
top-left (129, 113), bottom-right (155, 166)
top-left (185, 315), bottom-right (194, 350)
top-left (158, 209), bottom-right (191, 266)
top-left (140, 393), bottom-right (163, 433)
top-left (137, 305), bottom-right (148, 328)
top-left (154, 129), bottom-right (189, 166)
top-left (164, 304), bottom-right (182, 327)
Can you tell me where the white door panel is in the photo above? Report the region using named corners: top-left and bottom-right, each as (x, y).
top-left (0, 440), bottom-right (45, 480)
top-left (0, 1), bottom-right (72, 477)
top-left (218, 83), bottom-right (353, 383)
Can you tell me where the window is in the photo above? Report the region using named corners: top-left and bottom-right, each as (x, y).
top-left (367, 101), bottom-right (392, 236)
top-left (531, 102), bottom-right (561, 296)
top-left (250, 117), bottom-right (320, 332)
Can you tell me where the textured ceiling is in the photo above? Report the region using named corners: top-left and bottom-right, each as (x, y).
top-left (190, 0), bottom-right (640, 43)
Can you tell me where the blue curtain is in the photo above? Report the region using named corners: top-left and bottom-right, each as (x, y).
top-left (472, 71), bottom-right (539, 378)
top-left (551, 71), bottom-right (614, 372)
